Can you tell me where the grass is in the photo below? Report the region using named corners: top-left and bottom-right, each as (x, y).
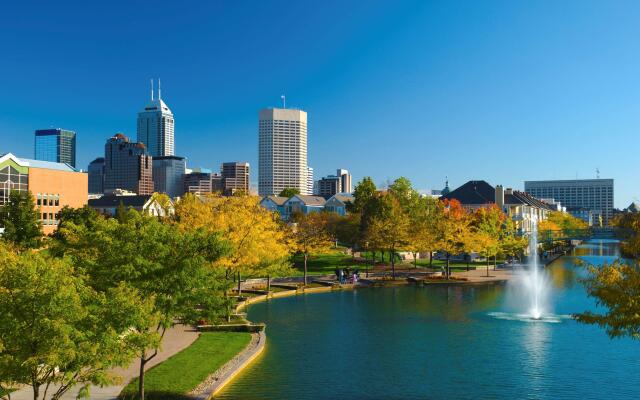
top-left (119, 332), bottom-right (251, 400)
top-left (291, 249), bottom-right (363, 276)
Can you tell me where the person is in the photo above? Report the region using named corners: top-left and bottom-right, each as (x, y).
top-left (339, 268), bottom-right (345, 284)
top-left (335, 267), bottom-right (341, 282)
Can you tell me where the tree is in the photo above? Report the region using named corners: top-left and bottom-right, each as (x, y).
top-left (434, 199), bottom-right (471, 279)
top-left (473, 206), bottom-right (506, 276)
top-left (0, 190), bottom-right (41, 249)
top-left (499, 218), bottom-right (528, 262)
top-left (574, 260), bottom-right (640, 339)
top-left (290, 212), bottom-right (333, 285)
top-left (56, 209), bottom-right (230, 400)
top-left (174, 194), bottom-right (291, 296)
top-left (406, 196), bottom-right (439, 269)
top-left (365, 194), bottom-right (410, 279)
top-left (0, 244), bottom-right (153, 400)
top-left (348, 177), bottom-right (377, 214)
top-left (279, 188), bottom-right (300, 198)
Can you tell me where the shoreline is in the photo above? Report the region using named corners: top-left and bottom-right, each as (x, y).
top-left (200, 252), bottom-right (572, 398)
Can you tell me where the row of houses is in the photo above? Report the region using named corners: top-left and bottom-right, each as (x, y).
top-left (258, 181), bottom-right (557, 235)
top-left (260, 193), bottom-right (353, 220)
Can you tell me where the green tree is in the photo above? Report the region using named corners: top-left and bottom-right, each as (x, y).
top-left (574, 260), bottom-right (640, 339)
top-left (365, 194), bottom-right (410, 279)
top-left (0, 244), bottom-right (153, 400)
top-left (0, 190), bottom-right (41, 249)
top-left (348, 177), bottom-right (376, 214)
top-left (279, 188), bottom-right (300, 198)
top-left (57, 209), bottom-right (230, 400)
top-left (290, 212), bottom-right (333, 286)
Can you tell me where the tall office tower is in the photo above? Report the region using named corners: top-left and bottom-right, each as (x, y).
top-left (183, 168), bottom-right (223, 194)
top-left (137, 80), bottom-right (175, 157)
top-left (306, 166), bottom-right (314, 195)
top-left (153, 156), bottom-right (186, 198)
top-left (104, 133), bottom-right (154, 195)
top-left (34, 128), bottom-right (77, 168)
top-left (337, 169), bottom-right (352, 193)
top-left (221, 162), bottom-right (250, 194)
top-left (88, 157), bottom-right (105, 194)
top-left (524, 179), bottom-right (614, 225)
top-left (258, 108), bottom-right (308, 196)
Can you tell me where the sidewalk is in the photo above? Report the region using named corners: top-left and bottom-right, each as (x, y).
top-left (11, 325), bottom-right (199, 400)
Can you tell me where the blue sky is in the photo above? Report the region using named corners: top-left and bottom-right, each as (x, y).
top-left (1, 0), bottom-right (638, 207)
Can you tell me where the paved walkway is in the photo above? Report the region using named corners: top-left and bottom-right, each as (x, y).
top-left (11, 325), bottom-right (199, 400)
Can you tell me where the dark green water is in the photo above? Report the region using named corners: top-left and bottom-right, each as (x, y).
top-left (218, 240), bottom-right (639, 399)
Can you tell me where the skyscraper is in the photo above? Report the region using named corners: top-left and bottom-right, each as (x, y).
top-left (137, 80), bottom-right (175, 157)
top-left (34, 128), bottom-right (76, 168)
top-left (104, 133), bottom-right (153, 195)
top-left (258, 108), bottom-right (308, 196)
top-left (306, 166), bottom-right (314, 195)
top-left (153, 156), bottom-right (186, 198)
top-left (221, 162), bottom-right (250, 194)
top-left (88, 157), bottom-right (105, 194)
top-left (524, 179), bottom-right (614, 225)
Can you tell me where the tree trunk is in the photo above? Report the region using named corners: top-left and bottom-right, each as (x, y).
top-left (446, 255), bottom-right (450, 279)
top-left (32, 382), bottom-right (39, 400)
top-left (267, 274), bottom-right (271, 292)
top-left (413, 252), bottom-right (418, 268)
top-left (138, 353), bottom-right (146, 400)
top-left (429, 251), bottom-right (433, 267)
top-left (303, 253), bottom-right (308, 286)
top-left (237, 271), bottom-right (242, 296)
top-left (466, 256), bottom-right (470, 272)
top-left (493, 255), bottom-right (497, 271)
top-left (486, 254), bottom-right (490, 277)
top-left (391, 249), bottom-right (396, 279)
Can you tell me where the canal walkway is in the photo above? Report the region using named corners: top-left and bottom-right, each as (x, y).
top-left (10, 325), bottom-right (199, 400)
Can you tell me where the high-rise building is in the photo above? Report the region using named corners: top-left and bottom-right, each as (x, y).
top-left (524, 179), bottom-right (614, 225)
top-left (88, 157), bottom-right (105, 194)
top-left (306, 166), bottom-right (314, 195)
top-left (221, 162), bottom-right (250, 194)
top-left (337, 169), bottom-right (352, 193)
top-left (137, 80), bottom-right (175, 157)
top-left (183, 168), bottom-right (223, 194)
top-left (316, 175), bottom-right (341, 198)
top-left (34, 128), bottom-right (76, 168)
top-left (104, 133), bottom-right (153, 195)
top-left (153, 156), bottom-right (186, 198)
top-left (0, 153), bottom-right (87, 234)
top-left (258, 108), bottom-right (308, 196)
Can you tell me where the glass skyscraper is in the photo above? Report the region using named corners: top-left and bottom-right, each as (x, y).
top-left (137, 81), bottom-right (175, 157)
top-left (34, 128), bottom-right (76, 168)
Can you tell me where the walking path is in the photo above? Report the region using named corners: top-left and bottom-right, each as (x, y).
top-left (11, 325), bottom-right (199, 400)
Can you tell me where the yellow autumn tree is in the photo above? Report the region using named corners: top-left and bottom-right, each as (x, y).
top-left (173, 193), bottom-right (292, 294)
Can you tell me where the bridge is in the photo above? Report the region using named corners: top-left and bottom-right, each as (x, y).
top-left (538, 227), bottom-right (626, 244)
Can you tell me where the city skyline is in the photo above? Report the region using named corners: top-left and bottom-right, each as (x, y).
top-left (1, 1), bottom-right (639, 207)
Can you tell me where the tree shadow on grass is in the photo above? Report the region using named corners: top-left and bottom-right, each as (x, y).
top-left (119, 391), bottom-right (193, 400)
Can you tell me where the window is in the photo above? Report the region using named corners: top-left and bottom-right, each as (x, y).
top-left (37, 194), bottom-right (42, 206)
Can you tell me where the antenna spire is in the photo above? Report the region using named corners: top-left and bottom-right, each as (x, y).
top-left (150, 79), bottom-right (154, 101)
top-left (158, 79), bottom-right (162, 100)
top-left (281, 95), bottom-right (286, 109)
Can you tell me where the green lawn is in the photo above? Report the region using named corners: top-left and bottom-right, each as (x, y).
top-left (291, 250), bottom-right (363, 276)
top-left (119, 332), bottom-right (251, 400)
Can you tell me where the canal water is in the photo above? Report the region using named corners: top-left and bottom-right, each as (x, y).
top-left (218, 240), bottom-right (639, 399)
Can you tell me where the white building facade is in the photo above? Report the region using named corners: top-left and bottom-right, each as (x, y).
top-left (258, 108), bottom-right (308, 196)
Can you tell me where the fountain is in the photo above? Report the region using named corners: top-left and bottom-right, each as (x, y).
top-left (525, 220), bottom-right (545, 320)
top-left (490, 220), bottom-right (555, 322)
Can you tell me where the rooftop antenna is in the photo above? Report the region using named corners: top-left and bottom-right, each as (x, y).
top-left (596, 168), bottom-right (600, 179)
top-left (158, 79), bottom-right (162, 100)
top-left (150, 79), bottom-right (154, 101)
top-left (281, 95), bottom-right (286, 109)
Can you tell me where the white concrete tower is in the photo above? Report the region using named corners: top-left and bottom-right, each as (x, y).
top-left (258, 108), bottom-right (308, 196)
top-left (137, 79), bottom-right (175, 157)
